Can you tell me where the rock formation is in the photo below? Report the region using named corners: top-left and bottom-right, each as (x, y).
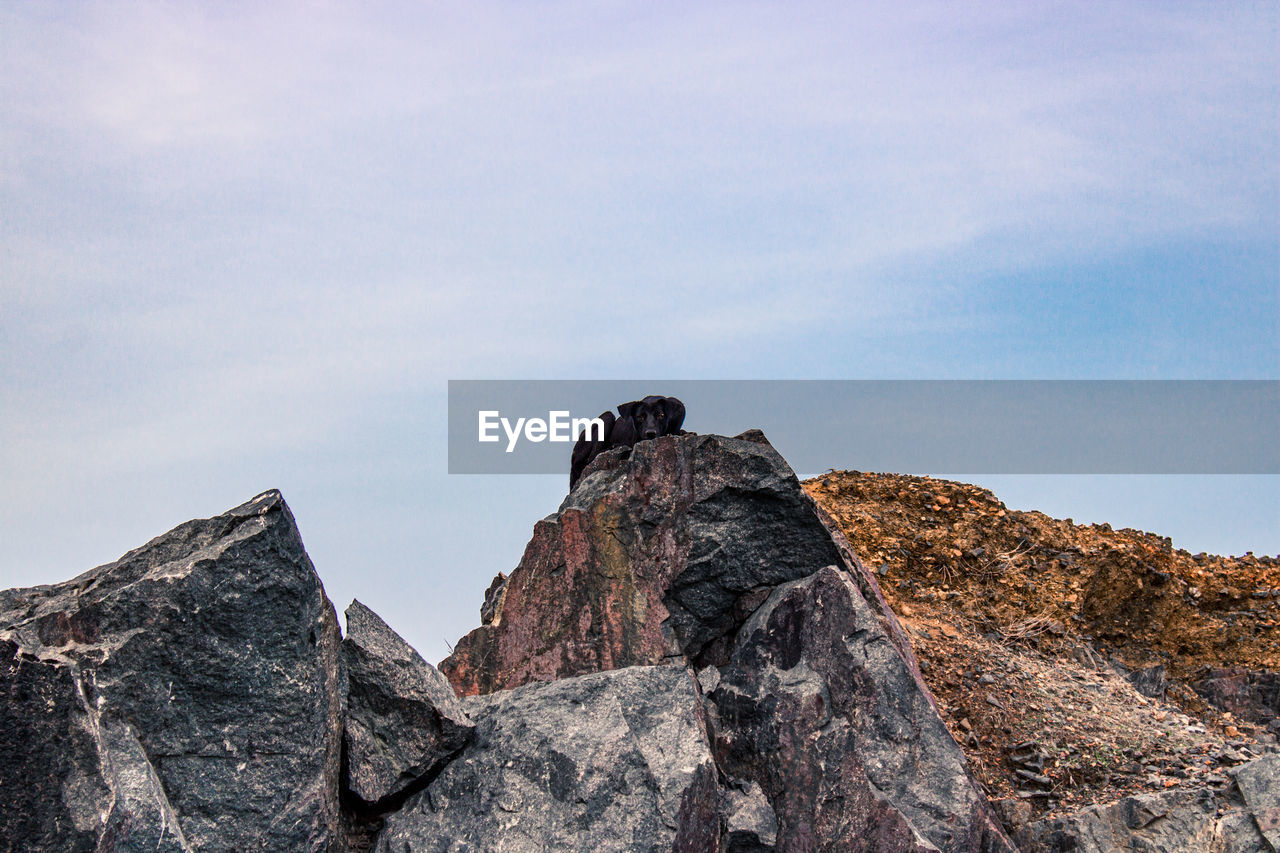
top-left (436, 431), bottom-right (1014, 852)
top-left (341, 599), bottom-right (473, 811)
top-left (0, 490), bottom-right (343, 852)
top-left (3, 432), bottom-right (1277, 852)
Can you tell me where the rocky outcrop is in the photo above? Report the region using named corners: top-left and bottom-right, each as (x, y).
top-left (1191, 666), bottom-right (1280, 725)
top-left (442, 430), bottom-right (886, 692)
top-left (708, 566), bottom-right (1010, 852)
top-left (0, 490), bottom-right (343, 852)
top-left (374, 665), bottom-right (719, 852)
top-left (10, 432), bottom-right (1273, 852)
top-left (1019, 755), bottom-right (1280, 852)
top-left (342, 599), bottom-right (473, 810)
top-left (441, 430), bottom-right (1014, 852)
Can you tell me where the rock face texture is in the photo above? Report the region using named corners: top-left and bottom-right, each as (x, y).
top-left (0, 490), bottom-right (343, 852)
top-left (1019, 756), bottom-right (1280, 852)
top-left (708, 566), bottom-right (1008, 852)
top-left (443, 431), bottom-right (876, 693)
top-left (342, 599), bottom-right (473, 810)
top-left (1191, 666), bottom-right (1280, 725)
top-left (6, 433), bottom-right (1275, 852)
top-left (375, 665), bottom-right (719, 852)
top-left (441, 431), bottom-right (1014, 852)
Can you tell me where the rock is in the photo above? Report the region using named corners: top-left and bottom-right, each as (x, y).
top-left (1128, 663), bottom-right (1167, 698)
top-left (991, 798), bottom-right (1032, 832)
top-left (374, 665), bottom-right (719, 852)
top-left (440, 432), bottom-right (856, 695)
top-left (706, 566), bottom-right (1014, 853)
top-left (1233, 754), bottom-right (1280, 851)
top-left (1, 638), bottom-right (193, 852)
top-left (437, 432), bottom-right (1011, 851)
top-left (1191, 667), bottom-right (1280, 724)
top-left (1018, 777), bottom-right (1273, 852)
top-left (342, 599), bottom-right (473, 809)
top-left (0, 490), bottom-right (343, 852)
top-left (721, 781), bottom-right (779, 852)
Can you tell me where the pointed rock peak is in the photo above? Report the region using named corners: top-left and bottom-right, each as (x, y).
top-left (341, 599), bottom-right (473, 811)
top-left (440, 430), bottom-right (845, 696)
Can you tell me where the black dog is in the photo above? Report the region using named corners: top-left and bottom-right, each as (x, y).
top-left (569, 395), bottom-right (686, 489)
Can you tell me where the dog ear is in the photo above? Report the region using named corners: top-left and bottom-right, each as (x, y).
top-left (616, 401), bottom-right (637, 422)
top-left (662, 397), bottom-right (685, 434)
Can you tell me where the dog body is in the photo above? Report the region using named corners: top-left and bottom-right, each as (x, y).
top-left (569, 395), bottom-right (686, 489)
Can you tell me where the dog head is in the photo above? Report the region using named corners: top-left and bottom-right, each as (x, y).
top-left (617, 395), bottom-right (685, 441)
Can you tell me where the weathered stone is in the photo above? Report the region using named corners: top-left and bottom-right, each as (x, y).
top-left (1019, 779), bottom-right (1272, 852)
top-left (440, 432), bottom-right (859, 695)
top-left (0, 490), bottom-right (343, 853)
top-left (721, 780), bottom-right (778, 852)
top-left (1, 639), bottom-right (193, 852)
top-left (1191, 666), bottom-right (1280, 724)
top-left (1128, 662), bottom-right (1167, 699)
top-left (706, 566), bottom-right (1014, 853)
top-left (342, 599), bottom-right (473, 808)
top-left (374, 665), bottom-right (719, 853)
top-left (1234, 754), bottom-right (1280, 851)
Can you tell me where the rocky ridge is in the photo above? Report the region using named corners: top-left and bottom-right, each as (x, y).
top-left (1, 435), bottom-right (1276, 852)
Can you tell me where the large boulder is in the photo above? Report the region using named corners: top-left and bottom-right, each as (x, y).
top-left (439, 431), bottom-right (1014, 852)
top-left (342, 599), bottom-right (473, 810)
top-left (1017, 776), bottom-right (1272, 852)
top-left (0, 490), bottom-right (343, 852)
top-left (707, 566), bottom-right (1012, 853)
top-left (1190, 666), bottom-right (1280, 725)
top-left (374, 664), bottom-right (720, 852)
top-left (441, 431), bottom-right (855, 695)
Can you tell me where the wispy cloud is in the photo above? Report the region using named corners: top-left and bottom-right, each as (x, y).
top-left (1, 3), bottom-right (1275, 654)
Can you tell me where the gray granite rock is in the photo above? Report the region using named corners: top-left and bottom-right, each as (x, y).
top-left (1234, 754), bottom-right (1280, 851)
top-left (374, 665), bottom-right (719, 853)
top-left (721, 780), bottom-right (778, 852)
top-left (342, 599), bottom-right (473, 808)
top-left (1019, 764), bottom-right (1277, 853)
top-left (1, 638), bottom-right (194, 852)
top-left (0, 490), bottom-right (343, 852)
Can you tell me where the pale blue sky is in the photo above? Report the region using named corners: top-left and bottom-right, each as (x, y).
top-left (2, 2), bottom-right (1276, 662)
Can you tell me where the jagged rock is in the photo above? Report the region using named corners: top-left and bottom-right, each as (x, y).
top-left (441, 431), bottom-right (861, 694)
top-left (374, 665), bottom-right (720, 852)
top-left (0, 490), bottom-right (343, 853)
top-left (1019, 765), bottom-right (1276, 853)
top-left (438, 431), bottom-right (1011, 851)
top-left (1191, 666), bottom-right (1280, 724)
top-left (1127, 662), bottom-right (1167, 698)
top-left (342, 599), bottom-right (473, 808)
top-left (706, 566), bottom-right (1014, 853)
top-left (1, 639), bottom-right (193, 852)
top-left (721, 781), bottom-right (779, 852)
top-left (1234, 754), bottom-right (1280, 850)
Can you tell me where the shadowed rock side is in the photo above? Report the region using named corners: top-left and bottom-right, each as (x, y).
top-left (440, 431), bottom-right (1015, 852)
top-left (0, 490), bottom-right (343, 853)
top-left (374, 665), bottom-right (719, 853)
top-left (342, 599), bottom-right (474, 809)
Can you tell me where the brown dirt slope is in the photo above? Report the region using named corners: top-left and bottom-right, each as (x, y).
top-left (804, 470), bottom-right (1280, 826)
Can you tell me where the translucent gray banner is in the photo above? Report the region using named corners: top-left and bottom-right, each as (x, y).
top-left (447, 380), bottom-right (1278, 475)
